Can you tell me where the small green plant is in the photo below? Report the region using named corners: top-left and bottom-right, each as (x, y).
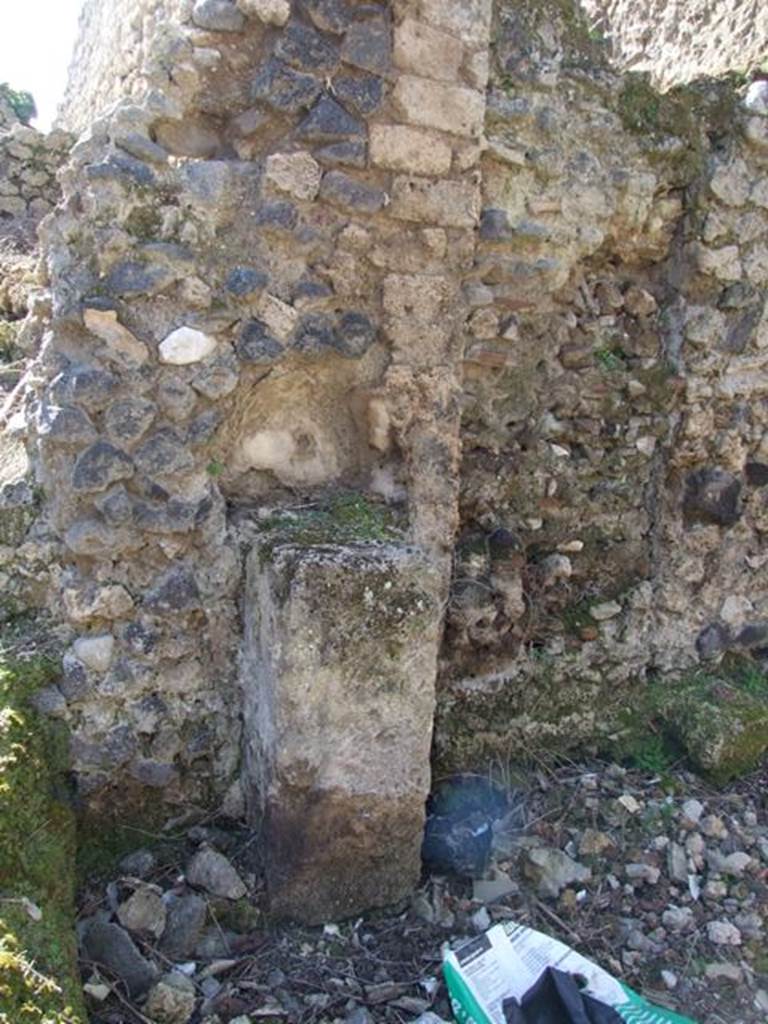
top-left (206, 459), bottom-right (225, 477)
top-left (594, 347), bottom-right (626, 373)
top-left (0, 83), bottom-right (37, 125)
top-left (0, 653), bottom-right (85, 1022)
top-left (630, 732), bottom-right (676, 774)
top-left (259, 491), bottom-right (405, 552)
top-left (0, 322), bottom-right (17, 364)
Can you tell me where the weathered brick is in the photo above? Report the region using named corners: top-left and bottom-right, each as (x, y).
top-left (389, 175), bottom-right (480, 228)
top-left (418, 0), bottom-right (492, 47)
top-left (392, 75), bottom-right (485, 137)
top-left (393, 18), bottom-right (463, 82)
top-left (369, 124), bottom-right (452, 176)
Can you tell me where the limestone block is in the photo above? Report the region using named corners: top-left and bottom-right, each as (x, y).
top-left (382, 273), bottom-right (454, 322)
top-left (242, 542), bottom-right (443, 922)
top-left (393, 18), bottom-right (463, 82)
top-left (418, 0), bottom-right (493, 47)
top-left (389, 175), bottom-right (480, 228)
top-left (392, 76), bottom-right (485, 137)
top-left (370, 125), bottom-right (452, 176)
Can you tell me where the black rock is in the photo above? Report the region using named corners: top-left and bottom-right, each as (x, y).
top-left (696, 622), bottom-right (731, 660)
top-left (122, 621), bottom-right (158, 655)
top-left (86, 154), bottom-right (156, 188)
top-left (119, 848), bottom-right (157, 878)
top-left (718, 281), bottom-right (760, 310)
top-left (157, 378), bottom-right (197, 420)
top-left (144, 567), bottom-right (201, 614)
top-left (293, 313), bottom-right (338, 354)
top-left (104, 260), bottom-right (172, 297)
top-left (720, 308), bottom-right (762, 354)
top-left (275, 23), bottom-right (340, 74)
top-left (133, 430), bottom-right (194, 477)
top-left (192, 363), bottom-right (239, 400)
top-left (746, 461), bottom-right (768, 487)
top-left (104, 398), bottom-right (156, 443)
top-left (335, 311), bottom-right (377, 356)
top-left (422, 775), bottom-right (512, 878)
top-left (160, 894), bottom-right (208, 958)
top-left (293, 277), bottom-right (334, 304)
top-left (37, 404), bottom-right (97, 445)
top-left (82, 921), bottom-right (158, 998)
top-left (314, 140), bottom-right (367, 168)
top-left (95, 485), bottom-right (134, 526)
top-left (303, 0), bottom-right (350, 33)
top-left (255, 200), bottom-right (299, 234)
top-left (72, 441), bottom-right (134, 493)
top-left (192, 0), bottom-right (245, 31)
top-left (115, 132), bottom-right (169, 165)
top-left (480, 208), bottom-right (513, 242)
top-left (50, 366), bottom-right (119, 412)
top-left (319, 169), bottom-right (385, 213)
top-left (736, 621), bottom-right (768, 649)
top-left (341, 14), bottom-right (391, 76)
top-left (132, 498), bottom-right (198, 534)
top-left (226, 265), bottom-right (269, 296)
top-left (252, 58), bottom-right (322, 114)
top-left (59, 655), bottom-right (92, 703)
top-left (297, 95), bottom-right (365, 142)
top-left (682, 467), bottom-right (742, 527)
top-left (130, 759), bottom-right (176, 788)
top-left (188, 409), bottom-right (223, 446)
top-left (238, 319), bottom-right (285, 364)
top-left (333, 73), bottom-right (384, 116)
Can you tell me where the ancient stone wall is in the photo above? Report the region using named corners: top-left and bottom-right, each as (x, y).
top-left (0, 124), bottom-right (72, 237)
top-left (580, 0), bottom-right (768, 88)
top-left (5, 0), bottom-right (768, 920)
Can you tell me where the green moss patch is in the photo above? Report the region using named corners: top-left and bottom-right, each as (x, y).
top-left (258, 492), bottom-right (405, 556)
top-left (0, 655), bottom-right (85, 1023)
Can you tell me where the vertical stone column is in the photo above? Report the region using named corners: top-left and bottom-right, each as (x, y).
top-left (243, 541), bottom-right (443, 923)
top-left (380, 0), bottom-right (493, 562)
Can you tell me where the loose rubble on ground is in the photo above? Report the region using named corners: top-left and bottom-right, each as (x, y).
top-left (77, 759), bottom-right (768, 1024)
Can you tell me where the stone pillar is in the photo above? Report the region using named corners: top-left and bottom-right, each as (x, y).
top-left (242, 541), bottom-right (443, 923)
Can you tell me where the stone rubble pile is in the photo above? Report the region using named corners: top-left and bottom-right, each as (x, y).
top-left (78, 760), bottom-right (768, 1024)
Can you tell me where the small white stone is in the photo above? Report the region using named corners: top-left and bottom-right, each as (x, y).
top-left (681, 798), bottom-right (704, 825)
top-left (660, 970), bottom-right (678, 990)
top-left (590, 600), bottom-right (622, 622)
top-left (617, 794), bottom-right (641, 815)
top-left (635, 436), bottom-right (656, 456)
top-left (159, 327), bottom-right (217, 365)
top-left (73, 634), bottom-right (115, 673)
top-left (705, 962), bottom-right (743, 983)
top-left (744, 81), bottom-right (768, 116)
top-left (720, 594), bottom-right (754, 626)
top-left (471, 906), bottom-right (491, 932)
top-left (707, 920), bottom-right (742, 946)
top-left (236, 0), bottom-right (289, 25)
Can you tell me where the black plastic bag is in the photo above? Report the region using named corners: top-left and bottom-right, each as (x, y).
top-left (502, 967), bottom-right (624, 1024)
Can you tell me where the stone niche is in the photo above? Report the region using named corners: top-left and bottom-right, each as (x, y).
top-left (26, 0), bottom-right (494, 922)
top-left (242, 541), bottom-right (443, 922)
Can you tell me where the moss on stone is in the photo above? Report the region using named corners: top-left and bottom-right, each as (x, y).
top-left (433, 656), bottom-right (636, 776)
top-left (258, 492), bottom-right (405, 560)
top-left (0, 654), bottom-right (85, 1023)
top-left (611, 659), bottom-right (768, 784)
